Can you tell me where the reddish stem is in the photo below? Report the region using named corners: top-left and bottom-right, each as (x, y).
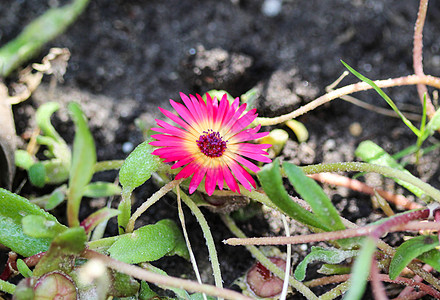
top-left (371, 209), bottom-right (429, 239)
top-left (308, 173), bottom-right (423, 210)
top-left (413, 0), bottom-right (435, 117)
top-left (370, 259), bottom-right (388, 300)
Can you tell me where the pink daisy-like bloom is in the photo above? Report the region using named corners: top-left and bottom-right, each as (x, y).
top-left (150, 92), bottom-right (272, 196)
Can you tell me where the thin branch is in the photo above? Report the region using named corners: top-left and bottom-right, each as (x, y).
top-left (256, 74), bottom-right (440, 126)
top-left (126, 178), bottom-right (183, 233)
top-left (82, 249), bottom-right (251, 300)
top-left (224, 221), bottom-right (440, 246)
top-left (413, 0), bottom-right (435, 117)
top-left (308, 173), bottom-right (423, 210)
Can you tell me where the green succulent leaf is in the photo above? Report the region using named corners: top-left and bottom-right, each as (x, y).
top-left (355, 140), bottom-right (425, 197)
top-left (22, 215), bottom-right (66, 239)
top-left (389, 235), bottom-right (439, 280)
top-left (83, 182), bottom-right (122, 198)
top-left (15, 150), bottom-right (35, 170)
top-left (67, 102), bottom-right (97, 227)
top-left (16, 259), bottom-right (33, 278)
top-left (29, 162), bottom-right (46, 188)
top-left (283, 162), bottom-right (345, 231)
top-left (344, 237), bottom-right (376, 300)
top-left (418, 248), bottom-right (440, 272)
top-left (294, 247), bottom-right (358, 281)
top-left (258, 159), bottom-right (326, 231)
top-left (0, 188), bottom-right (65, 257)
top-left (33, 227), bottom-right (87, 277)
top-left (119, 139), bottom-right (160, 192)
top-left (109, 219), bottom-right (188, 264)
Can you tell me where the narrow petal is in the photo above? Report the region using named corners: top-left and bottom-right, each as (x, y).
top-left (238, 151), bottom-right (272, 163)
top-left (229, 153), bottom-right (261, 172)
top-left (225, 109), bottom-right (258, 136)
top-left (170, 100), bottom-right (199, 129)
top-left (221, 165), bottom-right (240, 193)
top-left (228, 161), bottom-right (254, 191)
top-left (189, 168), bottom-right (207, 194)
top-left (205, 168), bottom-right (216, 196)
top-left (171, 155), bottom-right (196, 169)
top-left (159, 107), bottom-right (190, 130)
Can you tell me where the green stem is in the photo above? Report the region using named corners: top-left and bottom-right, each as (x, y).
top-left (300, 162), bottom-right (440, 202)
top-left (117, 189), bottom-right (133, 234)
top-left (87, 235), bottom-right (119, 252)
top-left (221, 215), bottom-right (318, 300)
top-left (94, 160), bottom-right (124, 172)
top-left (318, 281), bottom-right (351, 300)
top-left (125, 179), bottom-right (183, 233)
top-left (0, 0), bottom-right (89, 77)
top-left (180, 191), bottom-right (224, 291)
top-left (0, 278), bottom-right (15, 294)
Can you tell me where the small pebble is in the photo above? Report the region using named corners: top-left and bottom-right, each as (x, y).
top-left (349, 122), bottom-right (363, 137)
top-left (262, 0), bottom-right (282, 17)
top-left (122, 142), bottom-right (134, 153)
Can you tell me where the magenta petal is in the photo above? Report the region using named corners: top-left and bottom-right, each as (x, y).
top-left (229, 161), bottom-right (253, 191)
top-left (232, 154), bottom-right (261, 172)
top-left (189, 168), bottom-right (207, 194)
top-left (176, 162), bottom-right (199, 179)
top-left (159, 107), bottom-right (190, 130)
top-left (222, 166), bottom-right (240, 193)
top-left (171, 156), bottom-right (196, 168)
top-left (170, 100), bottom-right (199, 126)
top-left (205, 168), bottom-right (216, 196)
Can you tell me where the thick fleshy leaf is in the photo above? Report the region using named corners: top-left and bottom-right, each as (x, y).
top-left (83, 182), bottom-right (122, 198)
top-left (294, 247), bottom-right (358, 281)
top-left (343, 237), bottom-right (376, 300)
top-left (35, 102), bottom-right (71, 164)
top-left (80, 207), bottom-right (120, 235)
top-left (139, 281), bottom-right (158, 299)
top-left (355, 140), bottom-right (425, 197)
top-left (108, 270), bottom-right (140, 297)
top-left (67, 102), bottom-right (97, 227)
top-left (0, 188), bottom-right (64, 257)
top-left (15, 150), bottom-right (34, 170)
top-left (258, 160), bottom-right (329, 231)
top-left (118, 139), bottom-right (160, 232)
top-left (22, 215), bottom-right (66, 239)
top-left (16, 259), bottom-right (33, 278)
top-left (418, 248), bottom-right (440, 272)
top-left (29, 162), bottom-right (46, 188)
top-left (283, 162), bottom-right (345, 231)
top-left (389, 235), bottom-right (439, 280)
top-left (119, 139), bottom-right (160, 191)
top-left (33, 227), bottom-right (87, 277)
top-left (109, 219), bottom-right (188, 264)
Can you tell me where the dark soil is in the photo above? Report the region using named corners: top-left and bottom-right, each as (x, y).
top-left (2, 0), bottom-right (440, 299)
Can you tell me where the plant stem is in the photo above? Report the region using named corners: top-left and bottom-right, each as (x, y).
top-left (180, 191), bottom-right (224, 292)
top-left (126, 179), bottom-right (183, 233)
top-left (82, 249), bottom-right (251, 300)
top-left (93, 160), bottom-right (124, 172)
top-left (300, 162), bottom-right (440, 203)
top-left (255, 74), bottom-right (440, 126)
top-left (0, 278), bottom-right (15, 294)
top-left (413, 0), bottom-right (434, 117)
top-left (221, 214), bottom-right (319, 300)
top-left (224, 221), bottom-right (440, 246)
top-left (175, 186), bottom-right (207, 300)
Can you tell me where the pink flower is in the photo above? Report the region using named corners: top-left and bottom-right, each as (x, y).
top-left (150, 92), bottom-right (272, 196)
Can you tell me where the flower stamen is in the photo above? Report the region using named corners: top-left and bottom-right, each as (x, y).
top-left (197, 130), bottom-right (227, 158)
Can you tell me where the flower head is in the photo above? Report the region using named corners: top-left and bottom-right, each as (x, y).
top-left (150, 92), bottom-right (272, 195)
